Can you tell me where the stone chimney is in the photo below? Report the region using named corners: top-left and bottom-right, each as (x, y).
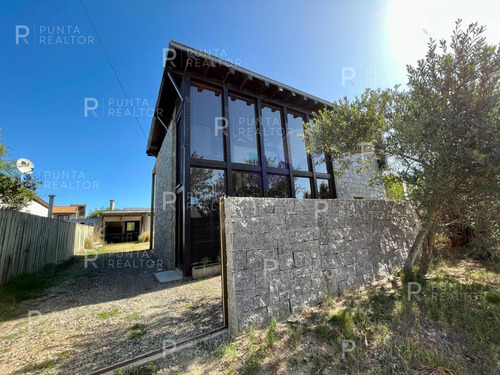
top-left (110, 199), bottom-right (115, 211)
top-left (48, 195), bottom-right (55, 218)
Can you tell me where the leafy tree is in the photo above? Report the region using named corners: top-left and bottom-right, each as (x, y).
top-left (305, 20), bottom-right (500, 273)
top-left (0, 133), bottom-right (39, 209)
top-left (87, 206), bottom-right (109, 218)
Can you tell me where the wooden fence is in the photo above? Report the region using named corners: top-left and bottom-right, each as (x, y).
top-left (0, 209), bottom-right (95, 285)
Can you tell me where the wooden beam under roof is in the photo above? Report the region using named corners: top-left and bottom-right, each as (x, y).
top-left (239, 74), bottom-right (252, 90)
top-left (223, 67), bottom-right (235, 83)
top-left (270, 86), bottom-right (284, 99)
top-left (257, 81), bottom-right (270, 95)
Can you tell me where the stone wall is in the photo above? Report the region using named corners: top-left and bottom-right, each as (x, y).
top-left (223, 197), bottom-right (419, 335)
top-left (153, 118), bottom-right (176, 269)
top-left (334, 153), bottom-right (386, 199)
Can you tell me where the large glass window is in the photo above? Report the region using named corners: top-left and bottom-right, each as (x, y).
top-left (294, 177), bottom-right (313, 198)
top-left (287, 112), bottom-right (309, 170)
top-left (190, 84), bottom-right (224, 161)
top-left (190, 168), bottom-right (225, 264)
top-left (317, 179), bottom-right (333, 199)
top-left (262, 105), bottom-right (286, 168)
top-left (229, 94), bottom-right (258, 164)
top-left (267, 174), bottom-right (290, 197)
top-left (232, 171), bottom-right (262, 197)
top-left (313, 155), bottom-right (328, 174)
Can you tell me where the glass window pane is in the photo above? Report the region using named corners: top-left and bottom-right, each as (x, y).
top-left (267, 174), bottom-right (290, 198)
top-left (262, 105), bottom-right (286, 168)
top-left (190, 168), bottom-right (225, 264)
top-left (317, 179), bottom-right (332, 199)
top-left (287, 113), bottom-right (309, 170)
top-left (229, 94), bottom-right (258, 164)
top-left (313, 155), bottom-right (328, 174)
top-left (232, 171), bottom-right (262, 197)
top-left (294, 177), bottom-right (312, 198)
top-left (190, 84), bottom-right (224, 161)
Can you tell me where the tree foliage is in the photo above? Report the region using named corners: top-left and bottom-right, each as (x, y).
top-left (87, 206), bottom-right (109, 218)
top-left (305, 20), bottom-right (500, 272)
top-left (0, 133), bottom-right (39, 210)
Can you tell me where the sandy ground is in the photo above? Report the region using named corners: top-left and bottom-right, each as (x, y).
top-left (0, 251), bottom-right (223, 375)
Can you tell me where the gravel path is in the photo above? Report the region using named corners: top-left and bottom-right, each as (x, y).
top-left (0, 251), bottom-right (223, 375)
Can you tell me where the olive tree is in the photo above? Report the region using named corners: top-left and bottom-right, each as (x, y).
top-left (305, 21), bottom-right (500, 273)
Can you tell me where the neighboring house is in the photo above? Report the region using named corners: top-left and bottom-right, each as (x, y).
top-left (99, 207), bottom-right (151, 243)
top-left (67, 218), bottom-right (99, 226)
top-left (146, 41), bottom-right (386, 277)
top-left (19, 197), bottom-right (49, 217)
top-left (51, 204), bottom-right (86, 220)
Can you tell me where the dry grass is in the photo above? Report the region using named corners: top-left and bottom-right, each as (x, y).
top-left (90, 241), bottom-right (150, 255)
top-left (137, 256), bottom-right (500, 375)
top-left (138, 231), bottom-right (151, 243)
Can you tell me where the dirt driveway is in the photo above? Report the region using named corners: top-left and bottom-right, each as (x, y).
top-left (0, 249), bottom-right (223, 375)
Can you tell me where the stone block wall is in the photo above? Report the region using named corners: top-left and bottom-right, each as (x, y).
top-left (153, 118), bottom-right (176, 270)
top-left (334, 153), bottom-right (386, 199)
top-left (223, 197), bottom-right (419, 335)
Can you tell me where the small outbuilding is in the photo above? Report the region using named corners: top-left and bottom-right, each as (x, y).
top-left (99, 206), bottom-right (151, 243)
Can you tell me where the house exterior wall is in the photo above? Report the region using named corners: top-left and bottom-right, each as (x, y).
top-left (334, 153), bottom-right (386, 199)
top-left (19, 201), bottom-right (49, 217)
top-left (223, 197), bottom-right (419, 335)
top-left (143, 214), bottom-right (151, 233)
top-left (153, 118), bottom-right (176, 269)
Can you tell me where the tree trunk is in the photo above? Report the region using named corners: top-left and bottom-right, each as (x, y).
top-left (421, 231), bottom-right (436, 266)
top-left (403, 228), bottom-right (429, 274)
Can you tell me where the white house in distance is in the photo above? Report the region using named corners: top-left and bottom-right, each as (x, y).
top-left (19, 197), bottom-right (49, 217)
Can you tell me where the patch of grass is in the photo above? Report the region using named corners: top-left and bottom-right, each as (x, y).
top-left (243, 353), bottom-right (260, 375)
top-left (0, 272), bottom-right (57, 322)
top-left (58, 349), bottom-right (74, 359)
top-left (217, 342), bottom-right (237, 361)
top-left (311, 353), bottom-right (335, 374)
top-left (288, 325), bottom-right (303, 349)
top-left (330, 308), bottom-right (354, 339)
top-left (92, 241), bottom-right (150, 255)
top-left (322, 294), bottom-right (334, 308)
top-left (125, 312), bottom-right (141, 322)
top-left (266, 317), bottom-right (277, 347)
top-left (97, 308), bottom-right (119, 320)
top-left (485, 290), bottom-right (500, 304)
top-left (314, 323), bottom-right (331, 342)
top-left (23, 359), bottom-right (56, 372)
top-left (127, 323), bottom-right (147, 339)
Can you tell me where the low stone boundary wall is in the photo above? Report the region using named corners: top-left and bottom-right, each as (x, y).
top-left (223, 198), bottom-right (419, 335)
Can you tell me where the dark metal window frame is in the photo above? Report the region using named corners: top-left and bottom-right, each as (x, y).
top-left (173, 72), bottom-right (338, 276)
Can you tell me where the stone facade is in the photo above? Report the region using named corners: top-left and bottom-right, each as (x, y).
top-left (334, 153), bottom-right (386, 199)
top-left (223, 197), bottom-right (419, 335)
top-left (153, 119), bottom-right (176, 270)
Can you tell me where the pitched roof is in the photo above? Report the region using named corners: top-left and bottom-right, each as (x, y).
top-left (146, 40), bottom-right (333, 156)
top-left (52, 205), bottom-right (78, 214)
top-left (34, 197), bottom-right (49, 208)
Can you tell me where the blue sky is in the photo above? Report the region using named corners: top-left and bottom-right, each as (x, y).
top-left (0, 0), bottom-right (498, 213)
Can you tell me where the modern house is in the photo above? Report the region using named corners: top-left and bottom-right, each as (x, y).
top-left (99, 201), bottom-right (151, 243)
top-left (147, 41), bottom-right (385, 277)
